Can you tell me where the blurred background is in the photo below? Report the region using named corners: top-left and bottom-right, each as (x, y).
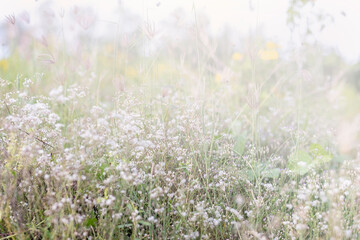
top-left (1, 0), bottom-right (360, 60)
top-left (1, 0), bottom-right (360, 156)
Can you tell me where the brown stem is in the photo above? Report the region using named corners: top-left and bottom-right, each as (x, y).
top-left (18, 128), bottom-right (55, 149)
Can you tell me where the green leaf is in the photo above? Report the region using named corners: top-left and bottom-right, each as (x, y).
top-left (138, 220), bottom-right (152, 226)
top-left (262, 168), bottom-right (281, 179)
top-left (118, 223), bottom-right (133, 229)
top-left (234, 134), bottom-right (246, 156)
top-left (85, 217), bottom-right (97, 227)
top-left (176, 163), bottom-right (190, 174)
top-left (288, 150), bottom-right (312, 175)
top-left (247, 163), bottom-right (281, 180)
top-left (309, 143), bottom-right (333, 165)
top-left (104, 187), bottom-right (109, 200)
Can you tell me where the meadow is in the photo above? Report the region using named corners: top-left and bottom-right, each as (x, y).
top-left (1, 1), bottom-right (360, 239)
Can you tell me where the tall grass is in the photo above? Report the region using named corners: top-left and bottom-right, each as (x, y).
top-left (1, 2), bottom-right (360, 239)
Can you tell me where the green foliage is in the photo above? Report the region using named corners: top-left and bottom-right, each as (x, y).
top-left (233, 134), bottom-right (247, 156)
top-left (85, 215), bottom-right (98, 228)
top-left (309, 143), bottom-right (333, 164)
top-left (288, 144), bottom-right (333, 175)
top-left (248, 163), bottom-right (281, 181)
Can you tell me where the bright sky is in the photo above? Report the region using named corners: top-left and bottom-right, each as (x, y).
top-left (1, 0), bottom-right (359, 62)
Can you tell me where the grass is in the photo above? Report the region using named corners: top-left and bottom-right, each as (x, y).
top-left (1, 2), bottom-right (360, 239)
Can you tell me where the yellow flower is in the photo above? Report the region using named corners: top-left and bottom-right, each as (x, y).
top-left (157, 63), bottom-right (172, 75)
top-left (215, 73), bottom-right (222, 83)
top-left (0, 59), bottom-right (9, 71)
top-left (259, 41), bottom-right (280, 60)
top-left (265, 41), bottom-right (279, 50)
top-left (125, 66), bottom-right (138, 78)
top-left (259, 49), bottom-right (279, 60)
top-left (232, 52), bottom-right (243, 61)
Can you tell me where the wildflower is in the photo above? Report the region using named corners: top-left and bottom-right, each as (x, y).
top-left (259, 41), bottom-right (279, 60)
top-left (0, 60), bottom-right (8, 71)
top-left (295, 223), bottom-right (308, 231)
top-left (5, 13), bottom-right (15, 24)
top-left (232, 52), bottom-right (243, 61)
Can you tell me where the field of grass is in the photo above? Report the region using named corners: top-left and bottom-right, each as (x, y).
top-left (1, 1), bottom-right (360, 239)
